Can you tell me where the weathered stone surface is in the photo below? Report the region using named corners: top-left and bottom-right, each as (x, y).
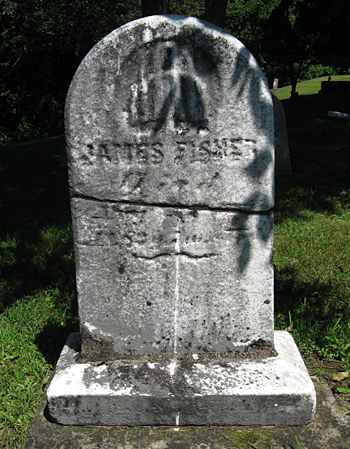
top-left (72, 198), bottom-right (274, 358)
top-left (25, 376), bottom-right (349, 448)
top-left (66, 15), bottom-right (275, 359)
top-left (273, 95), bottom-right (291, 178)
top-left (47, 331), bottom-right (316, 426)
top-left (66, 16), bottom-right (274, 211)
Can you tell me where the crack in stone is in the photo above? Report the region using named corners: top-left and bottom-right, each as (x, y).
top-left (132, 252), bottom-right (218, 260)
top-left (70, 189), bottom-right (274, 215)
top-left (132, 252), bottom-right (172, 260)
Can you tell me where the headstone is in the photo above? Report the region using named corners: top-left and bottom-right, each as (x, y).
top-left (328, 110), bottom-right (350, 120)
top-left (273, 78), bottom-right (279, 92)
top-left (321, 81), bottom-right (350, 93)
top-left (273, 95), bottom-right (292, 177)
top-left (47, 15), bottom-right (315, 426)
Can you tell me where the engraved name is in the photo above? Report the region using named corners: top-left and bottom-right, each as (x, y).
top-left (75, 137), bottom-right (256, 167)
top-left (76, 142), bottom-right (164, 166)
top-left (174, 138), bottom-right (257, 165)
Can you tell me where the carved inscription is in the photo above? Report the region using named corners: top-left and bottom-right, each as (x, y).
top-left (174, 138), bottom-right (257, 164)
top-left (119, 170), bottom-right (145, 195)
top-left (75, 138), bottom-right (256, 168)
top-left (125, 41), bottom-right (215, 133)
top-left (75, 142), bottom-right (164, 167)
top-left (74, 201), bottom-right (249, 256)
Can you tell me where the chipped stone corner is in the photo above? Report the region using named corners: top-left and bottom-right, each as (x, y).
top-left (79, 323), bottom-right (117, 363)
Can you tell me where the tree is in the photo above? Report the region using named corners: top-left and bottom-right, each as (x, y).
top-left (261, 0), bottom-right (322, 98)
top-left (3, 0), bottom-right (348, 142)
top-left (142, 0), bottom-right (230, 29)
top-left (225, 0), bottom-right (279, 60)
top-left (204, 0), bottom-right (229, 28)
top-left (261, 0), bottom-right (350, 98)
top-left (314, 0), bottom-right (350, 70)
top-left (0, 0), bottom-right (141, 143)
top-left (142, 0), bottom-right (170, 16)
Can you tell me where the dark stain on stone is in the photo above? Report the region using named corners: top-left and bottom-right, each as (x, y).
top-left (253, 338), bottom-right (268, 346)
top-left (79, 325), bottom-right (117, 363)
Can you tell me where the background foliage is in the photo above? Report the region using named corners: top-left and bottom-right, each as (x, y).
top-left (1, 0), bottom-right (349, 143)
top-left (0, 0), bottom-right (141, 143)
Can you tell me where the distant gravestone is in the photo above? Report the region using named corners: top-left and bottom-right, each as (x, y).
top-left (273, 94), bottom-right (292, 177)
top-left (47, 16), bottom-right (315, 426)
top-left (273, 78), bottom-right (279, 92)
top-left (321, 80), bottom-right (350, 93)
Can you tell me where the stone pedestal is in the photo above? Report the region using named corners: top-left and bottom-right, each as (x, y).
top-left (47, 331), bottom-right (316, 426)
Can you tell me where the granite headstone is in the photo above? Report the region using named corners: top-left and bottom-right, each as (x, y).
top-left (273, 94), bottom-right (292, 178)
top-left (47, 15), bottom-right (315, 426)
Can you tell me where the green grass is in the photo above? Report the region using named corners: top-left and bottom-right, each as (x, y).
top-left (0, 136), bottom-right (78, 448)
top-left (274, 211), bottom-right (350, 360)
top-left (273, 86), bottom-right (350, 367)
top-left (273, 74), bottom-right (350, 100)
top-left (0, 293), bottom-right (61, 446)
top-left (0, 84), bottom-right (350, 447)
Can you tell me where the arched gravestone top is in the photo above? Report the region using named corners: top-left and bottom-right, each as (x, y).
top-left (66, 15), bottom-right (274, 212)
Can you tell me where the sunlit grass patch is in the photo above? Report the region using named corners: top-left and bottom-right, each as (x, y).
top-left (273, 74), bottom-right (350, 100)
top-left (0, 289), bottom-right (78, 449)
top-left (0, 293), bottom-right (58, 448)
top-left (0, 136), bottom-right (78, 448)
top-left (274, 196), bottom-right (350, 367)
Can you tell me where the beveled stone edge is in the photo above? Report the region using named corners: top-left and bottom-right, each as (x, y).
top-left (46, 331), bottom-right (316, 426)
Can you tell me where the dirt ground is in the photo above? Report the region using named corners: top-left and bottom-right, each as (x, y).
top-left (303, 351), bottom-right (350, 414)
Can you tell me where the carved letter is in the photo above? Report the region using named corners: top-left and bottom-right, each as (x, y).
top-left (150, 144), bottom-right (164, 164)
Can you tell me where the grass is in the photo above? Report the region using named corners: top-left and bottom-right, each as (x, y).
top-left (0, 136), bottom-right (78, 448)
top-left (273, 74), bottom-right (350, 101)
top-left (251, 436), bottom-right (318, 449)
top-left (0, 84), bottom-right (350, 447)
top-left (273, 84), bottom-right (350, 369)
top-left (1, 293), bottom-right (58, 445)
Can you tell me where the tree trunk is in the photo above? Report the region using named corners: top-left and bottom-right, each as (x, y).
top-left (204, 0), bottom-right (229, 29)
top-left (142, 0), bottom-right (170, 17)
top-left (290, 80), bottom-right (298, 99)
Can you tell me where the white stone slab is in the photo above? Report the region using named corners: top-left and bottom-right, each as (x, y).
top-left (47, 331), bottom-right (316, 426)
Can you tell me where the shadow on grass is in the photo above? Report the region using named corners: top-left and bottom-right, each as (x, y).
top-left (274, 264), bottom-right (350, 357)
top-left (35, 322), bottom-right (80, 367)
top-left (275, 91), bottom-right (350, 225)
top-left (0, 136), bottom-right (76, 312)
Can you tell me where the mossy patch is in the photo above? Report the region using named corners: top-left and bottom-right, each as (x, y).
top-left (216, 427), bottom-right (273, 448)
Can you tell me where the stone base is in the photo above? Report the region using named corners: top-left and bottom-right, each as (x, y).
top-left (47, 331), bottom-right (316, 426)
